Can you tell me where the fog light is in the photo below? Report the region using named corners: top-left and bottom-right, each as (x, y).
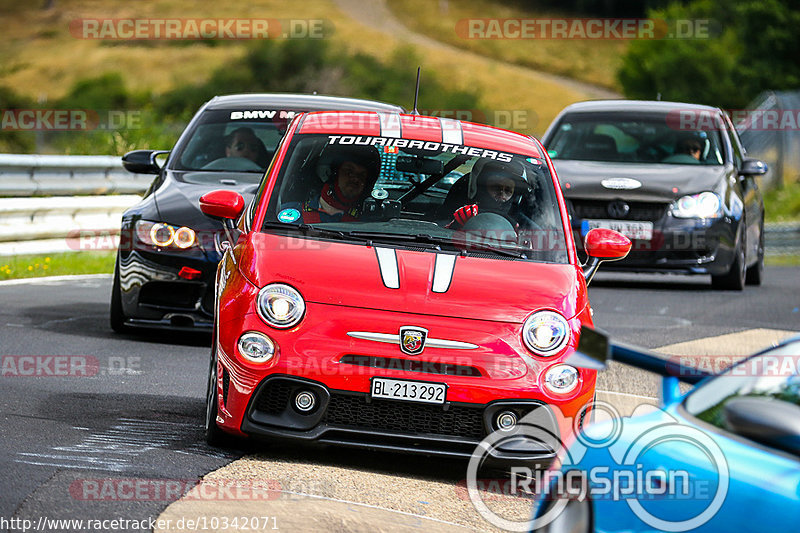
top-left (544, 364), bottom-right (580, 394)
top-left (237, 332), bottom-right (275, 363)
top-left (495, 411), bottom-right (518, 431)
top-left (295, 391), bottom-right (316, 412)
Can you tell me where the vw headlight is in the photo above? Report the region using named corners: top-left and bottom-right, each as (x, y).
top-left (522, 310), bottom-right (570, 356)
top-left (135, 220), bottom-right (197, 249)
top-left (544, 364), bottom-right (580, 394)
top-left (257, 283), bottom-right (305, 329)
top-left (671, 192), bottom-right (722, 219)
top-left (237, 331), bottom-right (275, 363)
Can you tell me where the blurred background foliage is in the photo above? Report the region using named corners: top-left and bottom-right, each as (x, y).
top-left (0, 39), bottom-right (479, 155)
top-left (619, 0), bottom-right (800, 108)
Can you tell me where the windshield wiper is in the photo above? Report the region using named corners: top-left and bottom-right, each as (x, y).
top-left (348, 231), bottom-right (527, 259)
top-left (346, 231), bottom-right (444, 250)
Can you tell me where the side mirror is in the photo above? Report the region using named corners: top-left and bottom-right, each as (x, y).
top-left (199, 190), bottom-right (245, 221)
top-left (582, 228), bottom-right (631, 284)
top-left (122, 150), bottom-right (169, 174)
top-left (740, 158), bottom-right (768, 176)
top-left (724, 397), bottom-right (800, 456)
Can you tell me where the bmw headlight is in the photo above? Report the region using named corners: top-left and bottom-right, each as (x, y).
top-left (671, 192), bottom-right (722, 219)
top-left (135, 220), bottom-right (197, 249)
top-left (522, 310), bottom-right (570, 356)
top-left (257, 283), bottom-right (305, 329)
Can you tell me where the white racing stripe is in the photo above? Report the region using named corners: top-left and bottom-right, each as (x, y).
top-left (374, 247), bottom-right (400, 289)
top-left (431, 254), bottom-right (456, 293)
top-left (377, 112), bottom-right (402, 138)
top-left (439, 117), bottom-right (463, 145)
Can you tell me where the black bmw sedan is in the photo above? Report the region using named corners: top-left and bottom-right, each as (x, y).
top-left (111, 94), bottom-right (403, 332)
top-left (541, 100), bottom-right (768, 290)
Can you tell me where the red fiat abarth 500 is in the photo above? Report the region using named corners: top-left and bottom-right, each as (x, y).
top-left (199, 111), bottom-right (630, 465)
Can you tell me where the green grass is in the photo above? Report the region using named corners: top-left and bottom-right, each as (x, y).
top-left (387, 0), bottom-right (625, 90)
top-left (765, 254), bottom-right (800, 267)
top-left (0, 251), bottom-right (115, 280)
top-left (763, 182), bottom-right (800, 223)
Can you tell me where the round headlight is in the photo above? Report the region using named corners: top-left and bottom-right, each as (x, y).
top-left (673, 192), bottom-right (722, 219)
top-left (544, 364), bottom-right (580, 394)
top-left (257, 283), bottom-right (305, 329)
top-left (237, 331), bottom-right (275, 363)
top-left (173, 226), bottom-right (196, 249)
top-left (150, 223), bottom-right (175, 246)
top-left (522, 311), bottom-right (570, 356)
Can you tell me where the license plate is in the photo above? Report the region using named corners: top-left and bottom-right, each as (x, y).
top-left (370, 377), bottom-right (446, 404)
top-left (582, 219), bottom-right (654, 240)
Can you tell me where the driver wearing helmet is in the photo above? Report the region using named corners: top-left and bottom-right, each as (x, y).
top-left (286, 146), bottom-right (381, 223)
top-left (449, 159), bottom-right (529, 229)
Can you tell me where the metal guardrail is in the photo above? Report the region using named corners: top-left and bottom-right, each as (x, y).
top-left (764, 221), bottom-right (800, 256)
top-left (0, 154), bottom-right (151, 196)
top-left (0, 154), bottom-right (151, 256)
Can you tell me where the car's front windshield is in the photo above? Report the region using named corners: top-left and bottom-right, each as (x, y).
top-left (262, 133), bottom-right (569, 263)
top-left (547, 111), bottom-right (725, 165)
top-left (170, 108), bottom-right (299, 177)
top-left (684, 341), bottom-right (800, 429)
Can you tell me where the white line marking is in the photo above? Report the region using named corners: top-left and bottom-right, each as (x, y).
top-left (375, 247), bottom-right (400, 289)
top-left (0, 273), bottom-right (111, 287)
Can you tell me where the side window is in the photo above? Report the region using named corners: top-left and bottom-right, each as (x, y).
top-left (723, 114), bottom-right (743, 168)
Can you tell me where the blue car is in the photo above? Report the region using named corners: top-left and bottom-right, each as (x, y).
top-left (528, 327), bottom-right (800, 532)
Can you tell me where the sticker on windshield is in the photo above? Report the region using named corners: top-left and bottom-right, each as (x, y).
top-left (326, 135), bottom-right (514, 162)
top-left (230, 110), bottom-right (299, 120)
top-left (277, 208), bottom-right (301, 223)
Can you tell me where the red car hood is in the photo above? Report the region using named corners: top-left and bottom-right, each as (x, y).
top-left (239, 233), bottom-right (586, 324)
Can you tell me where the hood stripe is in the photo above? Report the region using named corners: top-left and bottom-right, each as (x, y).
top-left (432, 254), bottom-right (456, 293)
top-left (375, 247), bottom-right (400, 289)
top-left (378, 112), bottom-right (402, 138)
top-left (439, 117), bottom-right (463, 145)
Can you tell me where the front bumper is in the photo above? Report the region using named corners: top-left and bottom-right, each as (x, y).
top-left (573, 214), bottom-right (739, 276)
top-left (118, 247), bottom-right (219, 330)
top-left (213, 302), bottom-right (596, 462)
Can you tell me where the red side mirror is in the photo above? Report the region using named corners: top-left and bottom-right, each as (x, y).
top-left (199, 190), bottom-right (245, 220)
top-left (584, 228), bottom-right (631, 261)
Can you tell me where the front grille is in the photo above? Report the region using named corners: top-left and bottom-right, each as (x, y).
top-left (253, 380), bottom-right (293, 415)
top-left (139, 281), bottom-right (202, 309)
top-left (571, 200), bottom-right (668, 222)
top-left (322, 392), bottom-right (486, 440)
top-left (339, 355), bottom-right (482, 377)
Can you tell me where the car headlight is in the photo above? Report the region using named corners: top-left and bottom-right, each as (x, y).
top-left (257, 283), bottom-right (305, 329)
top-left (671, 192), bottom-right (722, 219)
top-left (237, 331), bottom-right (275, 363)
top-left (544, 364), bottom-right (580, 394)
top-left (135, 220), bottom-right (197, 249)
top-left (522, 310), bottom-right (570, 356)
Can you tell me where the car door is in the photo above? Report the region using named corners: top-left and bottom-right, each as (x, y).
top-left (723, 113), bottom-right (763, 263)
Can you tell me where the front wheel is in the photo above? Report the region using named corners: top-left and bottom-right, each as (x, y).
top-left (746, 220), bottom-right (764, 286)
top-left (711, 232), bottom-right (746, 291)
top-left (205, 348), bottom-right (233, 447)
top-left (109, 256), bottom-right (128, 333)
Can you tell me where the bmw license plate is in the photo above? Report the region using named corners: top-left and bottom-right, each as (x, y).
top-left (582, 219), bottom-right (653, 240)
top-left (371, 377), bottom-right (446, 404)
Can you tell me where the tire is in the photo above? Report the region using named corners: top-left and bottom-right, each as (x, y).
top-left (109, 256), bottom-right (128, 333)
top-left (746, 220), bottom-right (764, 286)
top-left (205, 347), bottom-right (234, 447)
top-left (711, 230), bottom-right (746, 291)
